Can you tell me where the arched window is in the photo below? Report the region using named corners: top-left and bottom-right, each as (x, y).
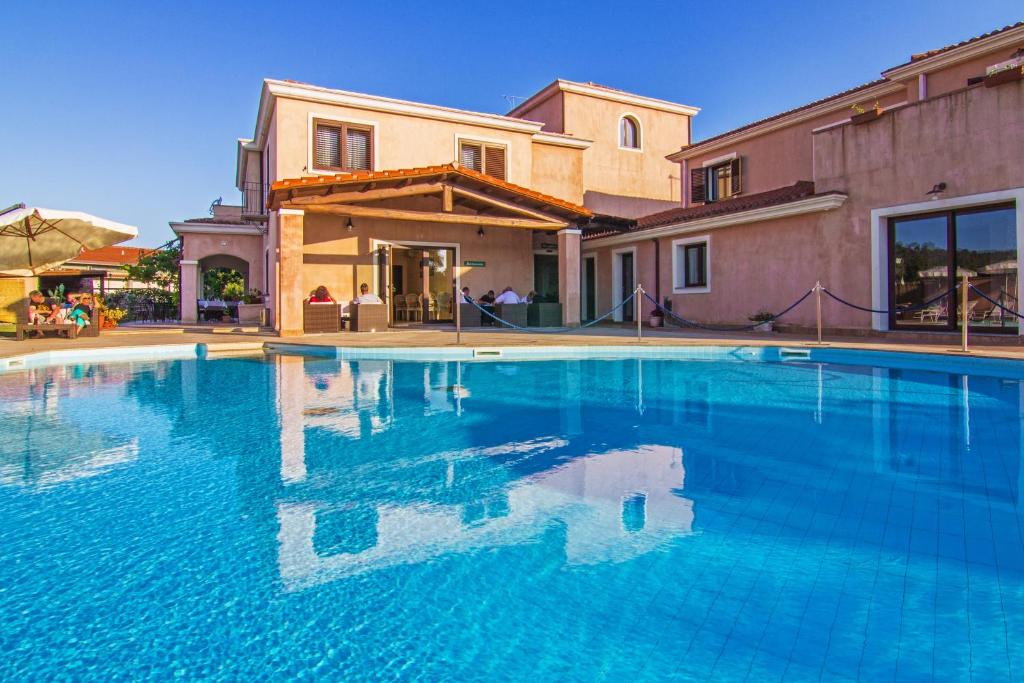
top-left (620, 116), bottom-right (640, 149)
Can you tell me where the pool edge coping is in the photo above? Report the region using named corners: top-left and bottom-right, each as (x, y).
top-left (3, 339), bottom-right (1024, 377)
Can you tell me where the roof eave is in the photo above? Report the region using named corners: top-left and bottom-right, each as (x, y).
top-left (583, 193), bottom-right (848, 248)
top-left (882, 23), bottom-right (1024, 80)
top-left (668, 81), bottom-right (904, 162)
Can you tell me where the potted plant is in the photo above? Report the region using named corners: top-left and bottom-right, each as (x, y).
top-left (649, 309), bottom-right (664, 328)
top-left (236, 289), bottom-right (265, 324)
top-left (102, 307), bottom-right (126, 329)
top-left (749, 310), bottom-right (774, 333)
top-left (850, 101), bottom-right (882, 125)
top-left (985, 53), bottom-right (1024, 87)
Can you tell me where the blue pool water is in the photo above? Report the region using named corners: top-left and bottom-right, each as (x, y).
top-left (1, 350), bottom-right (1023, 681)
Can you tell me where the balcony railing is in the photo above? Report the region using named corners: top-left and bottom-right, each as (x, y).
top-left (241, 182), bottom-right (269, 220)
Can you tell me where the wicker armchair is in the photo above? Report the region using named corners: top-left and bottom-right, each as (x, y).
top-left (406, 293), bottom-right (423, 322)
top-left (494, 303), bottom-right (528, 328)
top-left (459, 303), bottom-right (482, 327)
top-left (303, 302), bottom-right (341, 333)
top-left (350, 303), bottom-right (388, 332)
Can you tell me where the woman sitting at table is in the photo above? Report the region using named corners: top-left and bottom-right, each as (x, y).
top-left (309, 285), bottom-right (335, 303)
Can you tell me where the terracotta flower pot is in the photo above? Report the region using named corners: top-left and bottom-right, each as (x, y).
top-left (985, 66), bottom-right (1024, 88)
top-left (850, 109), bottom-right (882, 125)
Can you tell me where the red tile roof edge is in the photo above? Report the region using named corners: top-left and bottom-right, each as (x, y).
top-left (582, 181), bottom-right (842, 240)
top-left (903, 20), bottom-right (1024, 67)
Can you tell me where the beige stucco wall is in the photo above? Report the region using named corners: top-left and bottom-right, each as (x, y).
top-left (181, 231), bottom-right (266, 295)
top-left (531, 142), bottom-right (584, 204)
top-left (515, 92), bottom-right (564, 133)
top-left (562, 91), bottom-right (689, 203)
top-left (271, 97), bottom-right (539, 188)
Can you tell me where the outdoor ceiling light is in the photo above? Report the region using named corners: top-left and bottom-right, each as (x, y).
top-left (477, 227), bottom-right (485, 237)
top-left (346, 218), bottom-right (354, 232)
top-left (926, 182), bottom-right (947, 200)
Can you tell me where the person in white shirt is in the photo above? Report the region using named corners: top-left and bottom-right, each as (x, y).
top-left (459, 286), bottom-right (472, 304)
top-left (493, 287), bottom-right (521, 305)
top-left (352, 283), bottom-right (383, 304)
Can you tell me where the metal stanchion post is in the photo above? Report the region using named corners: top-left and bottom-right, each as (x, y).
top-left (815, 281), bottom-right (823, 345)
top-left (636, 285), bottom-right (643, 341)
top-left (961, 273), bottom-right (969, 353)
top-left (455, 271), bottom-right (462, 346)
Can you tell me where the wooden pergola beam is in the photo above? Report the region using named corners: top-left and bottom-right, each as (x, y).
top-left (287, 183), bottom-right (443, 206)
top-left (450, 185), bottom-right (567, 223)
top-left (295, 203), bottom-right (568, 230)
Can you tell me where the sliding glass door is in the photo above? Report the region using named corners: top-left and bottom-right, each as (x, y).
top-left (890, 214), bottom-right (951, 329)
top-left (889, 203), bottom-right (1017, 333)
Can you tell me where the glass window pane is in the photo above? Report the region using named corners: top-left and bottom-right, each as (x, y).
top-left (892, 215), bottom-right (950, 328)
top-left (957, 206), bottom-right (1017, 331)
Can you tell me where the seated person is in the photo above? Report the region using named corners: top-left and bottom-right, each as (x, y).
top-left (521, 290), bottom-right (536, 304)
top-left (493, 287), bottom-right (521, 305)
top-left (308, 285), bottom-right (335, 303)
top-left (478, 290), bottom-right (496, 304)
top-left (27, 291), bottom-right (56, 325)
top-left (352, 283), bottom-right (383, 305)
top-left (66, 293), bottom-right (94, 329)
top-left (459, 286), bottom-right (473, 303)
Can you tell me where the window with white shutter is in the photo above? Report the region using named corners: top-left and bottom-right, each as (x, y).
top-left (312, 119), bottom-right (374, 172)
top-left (459, 140), bottom-right (506, 180)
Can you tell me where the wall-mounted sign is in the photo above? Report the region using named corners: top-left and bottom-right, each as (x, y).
top-left (464, 260), bottom-right (486, 267)
top-left (540, 243), bottom-right (558, 250)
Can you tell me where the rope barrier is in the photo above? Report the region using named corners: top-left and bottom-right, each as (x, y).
top-left (642, 289), bottom-right (814, 332)
top-left (464, 291), bottom-right (638, 334)
top-left (968, 284), bottom-right (1024, 319)
top-left (822, 284), bottom-right (959, 316)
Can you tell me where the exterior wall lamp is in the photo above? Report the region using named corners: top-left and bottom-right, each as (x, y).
top-left (477, 227), bottom-right (485, 237)
top-left (346, 218), bottom-right (354, 232)
top-left (926, 182), bottom-right (947, 200)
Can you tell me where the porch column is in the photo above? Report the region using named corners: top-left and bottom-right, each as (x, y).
top-left (557, 228), bottom-right (582, 327)
top-left (278, 209), bottom-right (305, 337)
top-left (180, 259), bottom-right (199, 323)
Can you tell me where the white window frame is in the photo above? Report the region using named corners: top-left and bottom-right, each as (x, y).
top-left (870, 188), bottom-right (1024, 334)
top-left (618, 113), bottom-right (643, 152)
top-left (611, 246), bottom-right (637, 322)
top-left (672, 234), bottom-right (711, 294)
top-left (307, 111), bottom-right (379, 176)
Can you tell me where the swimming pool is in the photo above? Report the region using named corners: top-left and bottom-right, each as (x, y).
top-left (1, 348), bottom-right (1022, 680)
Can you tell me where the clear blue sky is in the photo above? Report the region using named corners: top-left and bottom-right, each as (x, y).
top-left (2, 1), bottom-right (1019, 246)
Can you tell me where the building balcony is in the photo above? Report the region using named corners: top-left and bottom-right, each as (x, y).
top-left (241, 182), bottom-right (269, 221)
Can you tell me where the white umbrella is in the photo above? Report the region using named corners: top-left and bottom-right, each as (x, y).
top-left (0, 204), bottom-right (139, 276)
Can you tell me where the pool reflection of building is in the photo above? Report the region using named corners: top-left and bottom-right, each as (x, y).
top-left (270, 354), bottom-right (694, 591)
top-left (0, 365), bottom-right (139, 490)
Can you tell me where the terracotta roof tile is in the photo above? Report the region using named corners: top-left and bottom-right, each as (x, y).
top-left (903, 21), bottom-right (1024, 66)
top-left (270, 164), bottom-right (593, 217)
top-left (581, 182), bottom-right (839, 241)
top-left (635, 181), bottom-right (823, 230)
top-left (70, 246), bottom-right (155, 265)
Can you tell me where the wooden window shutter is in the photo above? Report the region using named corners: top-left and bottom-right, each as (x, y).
top-left (690, 167), bottom-right (706, 203)
top-left (460, 143), bottom-right (483, 171)
top-left (314, 123), bottom-right (342, 169)
top-left (346, 127), bottom-right (372, 170)
top-left (730, 157), bottom-right (742, 195)
top-left (484, 146), bottom-right (506, 180)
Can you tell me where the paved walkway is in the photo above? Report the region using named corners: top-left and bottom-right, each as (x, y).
top-left (3, 322), bottom-right (1024, 361)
